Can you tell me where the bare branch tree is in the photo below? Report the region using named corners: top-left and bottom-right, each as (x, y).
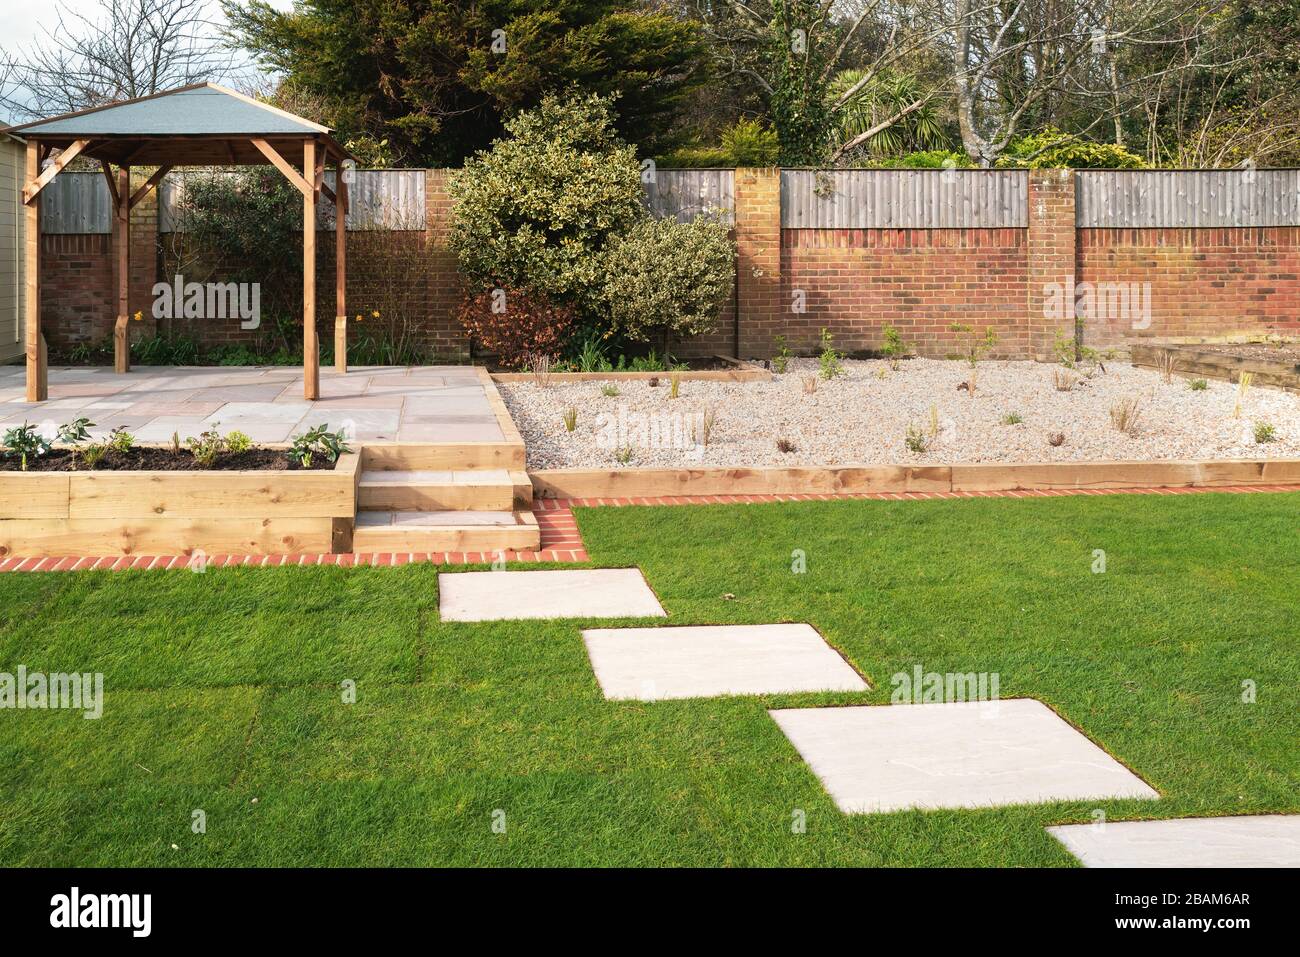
top-left (1, 0), bottom-right (237, 121)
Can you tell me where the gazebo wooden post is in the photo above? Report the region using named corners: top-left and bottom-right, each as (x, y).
top-left (24, 141), bottom-right (46, 401)
top-left (302, 139), bottom-right (319, 400)
top-left (114, 165), bottom-right (131, 373)
top-left (334, 171), bottom-right (347, 373)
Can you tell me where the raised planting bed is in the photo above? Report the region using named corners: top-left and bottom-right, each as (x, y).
top-left (1131, 342), bottom-right (1300, 393)
top-left (501, 358), bottom-right (1300, 469)
top-left (0, 452), bottom-right (360, 558)
top-left (530, 459), bottom-right (1300, 499)
top-left (491, 355), bottom-right (771, 384)
top-left (0, 447), bottom-right (338, 472)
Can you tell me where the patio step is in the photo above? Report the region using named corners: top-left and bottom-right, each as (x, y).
top-left (358, 469), bottom-right (532, 511)
top-left (351, 510), bottom-right (540, 553)
top-left (361, 442), bottom-right (525, 471)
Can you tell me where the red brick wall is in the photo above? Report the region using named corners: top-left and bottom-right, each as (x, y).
top-left (779, 227), bottom-right (1028, 356)
top-left (1077, 226), bottom-right (1300, 346)
top-left (36, 167), bottom-right (1300, 364)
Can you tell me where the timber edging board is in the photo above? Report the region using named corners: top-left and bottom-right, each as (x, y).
top-left (0, 452), bottom-right (360, 557)
top-left (1130, 344), bottom-right (1300, 392)
top-left (529, 459), bottom-right (1300, 499)
top-left (491, 357), bottom-right (772, 383)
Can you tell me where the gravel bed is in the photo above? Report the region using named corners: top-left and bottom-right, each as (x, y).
top-left (500, 358), bottom-right (1300, 469)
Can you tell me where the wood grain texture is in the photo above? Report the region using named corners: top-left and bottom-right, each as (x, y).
top-left (0, 517), bottom-right (335, 558)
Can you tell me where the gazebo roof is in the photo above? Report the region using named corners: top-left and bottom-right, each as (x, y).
top-left (6, 83), bottom-right (350, 166)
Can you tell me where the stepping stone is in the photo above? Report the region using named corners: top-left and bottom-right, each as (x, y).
top-left (769, 699), bottom-right (1158, 814)
top-left (582, 623), bottom-right (869, 701)
top-left (438, 568), bottom-right (667, 622)
top-left (1048, 815), bottom-right (1300, 868)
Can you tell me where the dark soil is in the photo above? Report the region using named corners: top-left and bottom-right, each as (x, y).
top-left (0, 447), bottom-right (337, 473)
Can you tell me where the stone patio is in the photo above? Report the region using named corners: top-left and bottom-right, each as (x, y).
top-left (582, 623), bottom-right (869, 700)
top-left (770, 699), bottom-right (1159, 814)
top-left (0, 365), bottom-right (505, 444)
top-left (438, 568), bottom-right (667, 622)
top-left (1048, 815), bottom-right (1300, 867)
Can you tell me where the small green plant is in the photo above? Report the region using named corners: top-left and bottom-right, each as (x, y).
top-left (1188, 378), bottom-right (1209, 391)
top-left (950, 323), bottom-right (997, 395)
top-left (226, 430), bottom-right (253, 455)
top-left (600, 384), bottom-right (620, 397)
top-left (881, 325), bottom-right (909, 370)
top-left (56, 417), bottom-right (94, 446)
top-left (562, 406), bottom-right (578, 432)
top-left (615, 445), bottom-right (634, 464)
top-left (3, 423), bottom-right (52, 471)
top-left (1254, 422), bottom-right (1277, 444)
top-left (1052, 330), bottom-right (1100, 372)
top-left (107, 427), bottom-right (135, 454)
top-left (905, 424), bottom-right (928, 453)
top-left (576, 333), bottom-right (612, 373)
top-left (186, 428), bottom-right (228, 468)
top-left (772, 335), bottom-right (791, 374)
top-left (1002, 411), bottom-right (1024, 425)
top-left (289, 424), bottom-right (352, 468)
top-left (818, 328), bottom-right (844, 379)
top-left (668, 374), bottom-right (681, 399)
top-left (80, 443), bottom-right (109, 469)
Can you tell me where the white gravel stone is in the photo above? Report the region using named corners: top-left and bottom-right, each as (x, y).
top-left (500, 358), bottom-right (1300, 469)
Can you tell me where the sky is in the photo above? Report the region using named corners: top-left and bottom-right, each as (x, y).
top-left (0, 0), bottom-right (296, 122)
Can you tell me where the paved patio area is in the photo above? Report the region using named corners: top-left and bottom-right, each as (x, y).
top-left (0, 365), bottom-right (505, 443)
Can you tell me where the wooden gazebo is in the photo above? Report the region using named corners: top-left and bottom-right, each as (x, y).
top-left (7, 83), bottom-right (355, 401)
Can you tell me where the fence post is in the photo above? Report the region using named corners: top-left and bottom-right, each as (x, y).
top-left (734, 167), bottom-right (782, 360)
top-left (1026, 169), bottom-right (1077, 359)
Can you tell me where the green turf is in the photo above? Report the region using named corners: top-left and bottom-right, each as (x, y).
top-left (0, 492), bottom-right (1295, 866)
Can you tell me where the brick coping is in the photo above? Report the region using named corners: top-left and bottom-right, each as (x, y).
top-left (3, 482), bottom-right (1296, 572)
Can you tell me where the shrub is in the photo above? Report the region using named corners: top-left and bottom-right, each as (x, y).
top-left (1189, 378), bottom-right (1209, 391)
top-left (905, 424), bottom-right (928, 453)
top-left (720, 119), bottom-right (780, 166)
top-left (3, 423), bottom-right (51, 471)
top-left (458, 287), bottom-right (576, 370)
top-left (997, 128), bottom-right (1145, 169)
top-left (601, 215), bottom-right (735, 358)
top-left (1254, 422), bottom-right (1277, 444)
top-left (818, 328), bottom-right (844, 379)
top-left (449, 94), bottom-right (645, 317)
top-left (289, 425), bottom-right (352, 468)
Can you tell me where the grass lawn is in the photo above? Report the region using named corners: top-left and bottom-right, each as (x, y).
top-left (0, 492), bottom-right (1295, 867)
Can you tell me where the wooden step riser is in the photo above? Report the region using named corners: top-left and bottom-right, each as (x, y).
top-left (362, 443), bottom-right (525, 471)
top-left (351, 525), bottom-right (540, 553)
top-left (359, 485), bottom-right (515, 512)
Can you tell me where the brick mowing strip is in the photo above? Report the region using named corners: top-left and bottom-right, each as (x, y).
top-left (5, 484), bottom-right (1298, 571)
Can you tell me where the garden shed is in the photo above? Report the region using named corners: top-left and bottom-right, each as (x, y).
top-left (5, 83), bottom-right (355, 401)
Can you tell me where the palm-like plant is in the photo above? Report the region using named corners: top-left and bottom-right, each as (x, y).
top-left (828, 69), bottom-right (945, 161)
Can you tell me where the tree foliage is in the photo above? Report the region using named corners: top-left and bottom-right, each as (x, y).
top-left (602, 215), bottom-right (736, 356)
top-left (222, 0), bottom-right (706, 165)
top-left (448, 93), bottom-right (645, 317)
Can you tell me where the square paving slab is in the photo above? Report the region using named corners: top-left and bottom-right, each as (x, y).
top-left (769, 698), bottom-right (1158, 814)
top-left (1048, 815), bottom-right (1300, 868)
top-left (438, 568), bottom-right (667, 622)
top-left (582, 623), bottom-right (868, 700)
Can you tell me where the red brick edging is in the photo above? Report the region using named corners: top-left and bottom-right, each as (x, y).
top-left (3, 483), bottom-right (1296, 572)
